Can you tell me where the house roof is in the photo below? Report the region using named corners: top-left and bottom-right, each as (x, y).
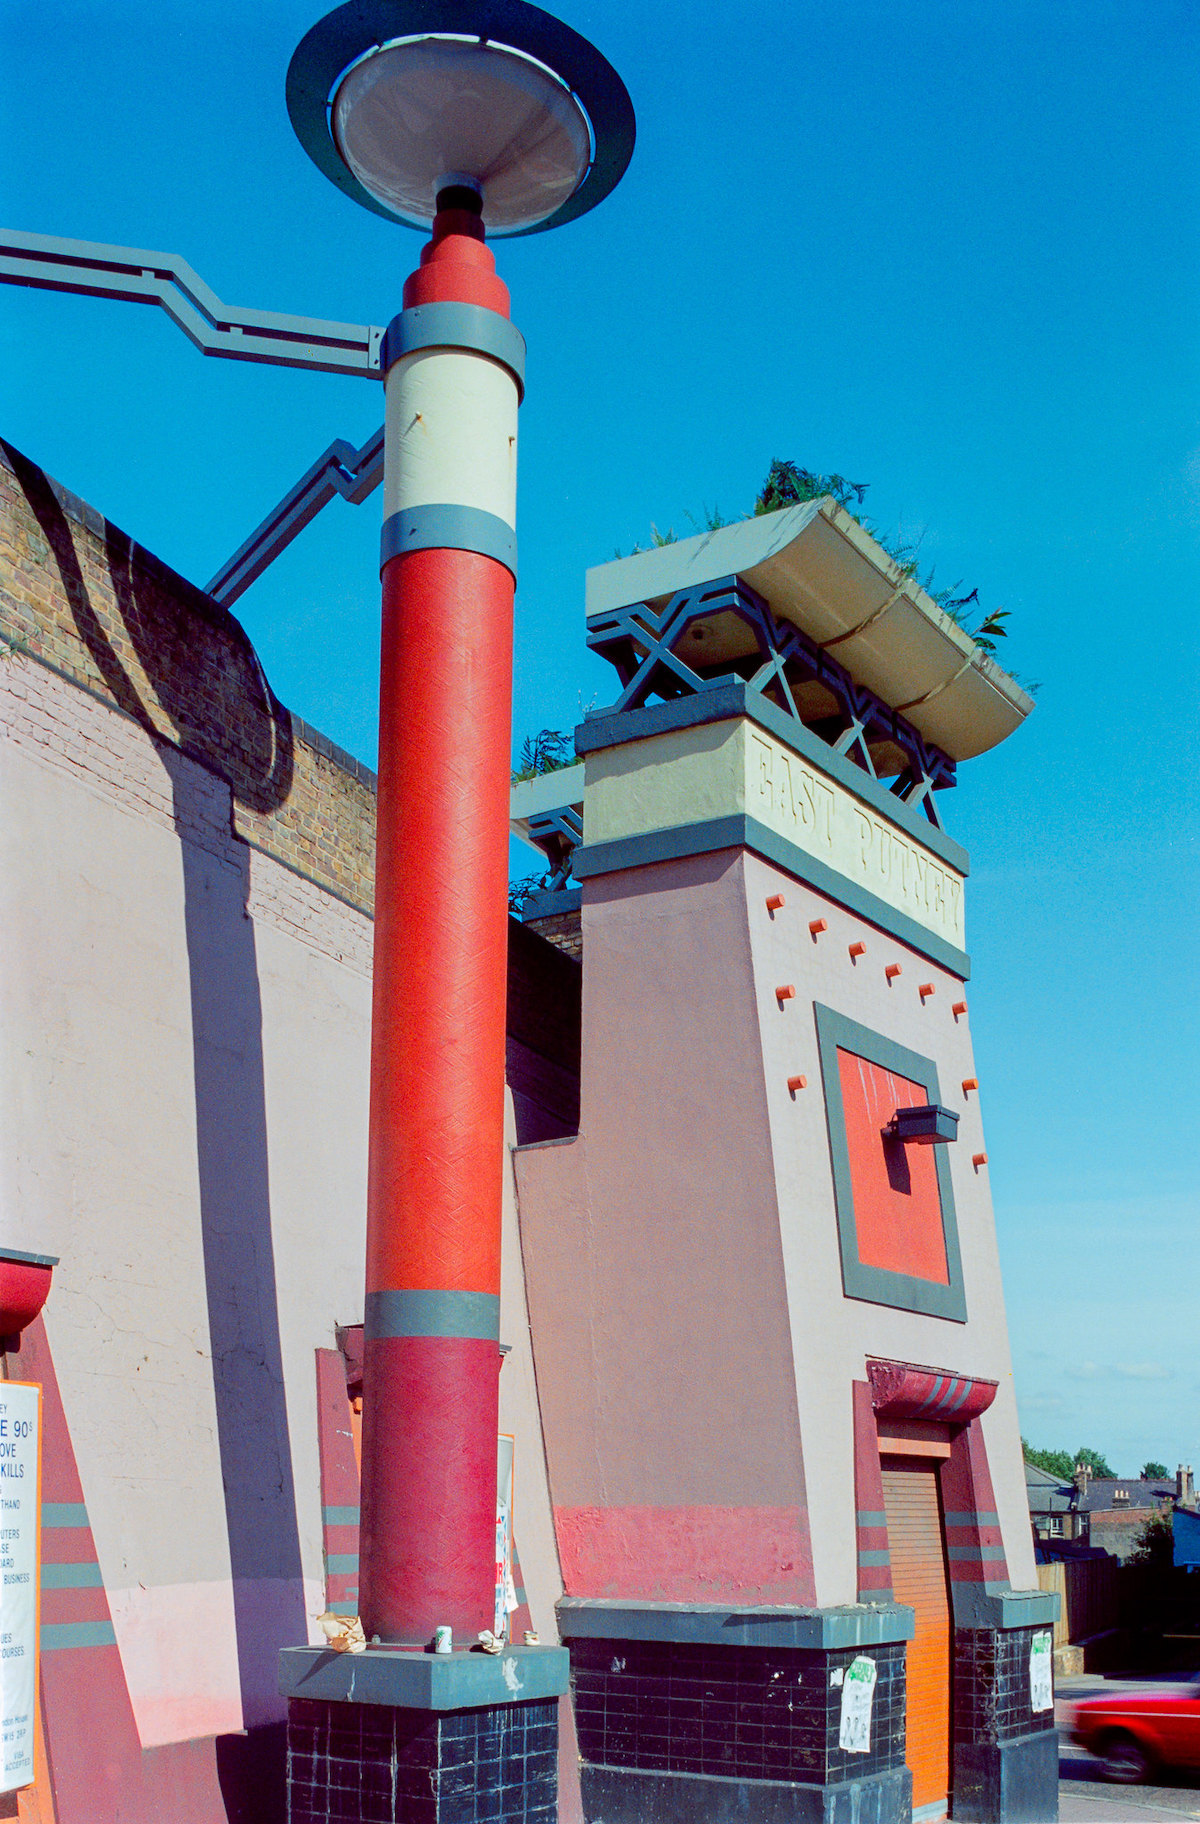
top-left (1076, 1479), bottom-right (1174, 1514)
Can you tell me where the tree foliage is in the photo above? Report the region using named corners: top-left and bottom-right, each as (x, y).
top-left (512, 728), bottom-right (574, 783)
top-left (1129, 1510), bottom-right (1174, 1568)
top-left (1022, 1439), bottom-right (1117, 1481)
top-left (1142, 1461), bottom-right (1170, 1481)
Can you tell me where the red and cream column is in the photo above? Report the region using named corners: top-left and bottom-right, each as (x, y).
top-left (359, 188), bottom-right (524, 1647)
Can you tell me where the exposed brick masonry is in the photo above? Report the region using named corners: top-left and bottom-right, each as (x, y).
top-left (523, 907), bottom-right (581, 961)
top-left (0, 440), bottom-right (376, 918)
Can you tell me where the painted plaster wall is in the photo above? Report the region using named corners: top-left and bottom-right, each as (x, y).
top-left (0, 652), bottom-right (370, 1741)
top-left (517, 801), bottom-right (1032, 1617)
top-left (741, 847), bottom-right (1036, 1606)
top-left (516, 849), bottom-right (816, 1606)
top-left (0, 646), bottom-right (570, 1764)
top-left (0, 641), bottom-right (571, 1781)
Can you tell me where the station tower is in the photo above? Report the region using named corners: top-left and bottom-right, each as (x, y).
top-left (512, 496), bottom-right (1057, 1824)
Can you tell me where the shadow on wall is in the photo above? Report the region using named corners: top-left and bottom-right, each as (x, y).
top-left (0, 440), bottom-right (294, 816)
top-left (5, 444), bottom-right (306, 1795)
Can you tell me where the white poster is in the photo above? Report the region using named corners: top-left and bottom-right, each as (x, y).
top-left (1029, 1629), bottom-right (1053, 1713)
top-left (838, 1654), bottom-right (877, 1753)
top-left (0, 1383), bottom-right (40, 1795)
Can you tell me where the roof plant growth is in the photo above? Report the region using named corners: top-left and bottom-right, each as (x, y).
top-left (625, 457), bottom-right (1015, 660)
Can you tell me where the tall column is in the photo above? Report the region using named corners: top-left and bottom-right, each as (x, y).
top-left (359, 190), bottom-right (524, 1645)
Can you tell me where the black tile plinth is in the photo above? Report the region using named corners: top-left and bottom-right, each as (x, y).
top-left (580, 1763), bottom-right (911, 1824)
top-left (952, 1731), bottom-right (1059, 1824)
top-left (568, 1635), bottom-right (907, 1789)
top-left (954, 1627), bottom-right (1057, 1749)
top-left (952, 1626), bottom-right (1058, 1822)
top-left (286, 1696), bottom-right (557, 1824)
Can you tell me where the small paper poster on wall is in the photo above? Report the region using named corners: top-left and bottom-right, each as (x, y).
top-left (0, 1383), bottom-right (40, 1795)
top-left (1029, 1629), bottom-right (1053, 1713)
top-left (838, 1654), bottom-right (877, 1752)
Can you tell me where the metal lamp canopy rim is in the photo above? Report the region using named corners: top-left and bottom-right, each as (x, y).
top-left (287, 0), bottom-right (635, 235)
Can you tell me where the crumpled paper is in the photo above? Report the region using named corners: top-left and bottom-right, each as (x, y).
top-left (316, 1611), bottom-right (368, 1655)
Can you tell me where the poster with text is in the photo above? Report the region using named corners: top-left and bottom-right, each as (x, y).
top-left (838, 1654), bottom-right (877, 1752)
top-left (1029, 1629), bottom-right (1053, 1713)
top-left (0, 1382), bottom-right (40, 1794)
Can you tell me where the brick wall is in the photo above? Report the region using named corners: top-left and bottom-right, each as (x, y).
top-left (524, 906), bottom-right (582, 961)
top-left (0, 438), bottom-right (376, 917)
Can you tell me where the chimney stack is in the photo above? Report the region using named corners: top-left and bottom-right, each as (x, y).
top-left (1074, 1461), bottom-right (1092, 1497)
top-left (1178, 1464), bottom-right (1196, 1507)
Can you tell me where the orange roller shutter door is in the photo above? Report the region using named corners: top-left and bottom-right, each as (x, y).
top-left (882, 1457), bottom-right (952, 1814)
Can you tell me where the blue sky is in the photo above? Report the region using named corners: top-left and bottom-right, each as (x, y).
top-left (3, 2), bottom-right (1197, 1477)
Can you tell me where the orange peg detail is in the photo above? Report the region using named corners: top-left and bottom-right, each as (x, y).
top-left (962, 1078), bottom-right (978, 1095)
top-left (952, 1001), bottom-right (968, 1017)
top-left (848, 942), bottom-right (866, 959)
top-left (808, 918), bottom-right (828, 937)
top-left (775, 984), bottom-right (796, 1002)
top-left (919, 982), bottom-right (935, 999)
top-left (885, 964), bottom-right (903, 980)
top-left (765, 893), bottom-right (786, 911)
top-left (973, 1152), bottom-right (988, 1169)
top-left (787, 1075), bottom-right (807, 1093)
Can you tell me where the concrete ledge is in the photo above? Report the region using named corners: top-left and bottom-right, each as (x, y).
top-left (279, 1643), bottom-right (569, 1710)
top-left (556, 1600), bottom-right (915, 1650)
top-left (954, 1587), bottom-right (1060, 1630)
top-left (521, 887), bottom-right (582, 921)
top-left (580, 1762), bottom-right (912, 1824)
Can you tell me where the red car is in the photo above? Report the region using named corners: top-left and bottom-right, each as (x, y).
top-left (1070, 1680), bottom-right (1200, 1782)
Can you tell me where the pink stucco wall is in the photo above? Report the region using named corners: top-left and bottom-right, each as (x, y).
top-left (516, 831), bottom-right (1036, 1617)
top-left (517, 849), bottom-right (816, 1606)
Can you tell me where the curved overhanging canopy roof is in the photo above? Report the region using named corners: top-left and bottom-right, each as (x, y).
top-left (584, 499), bottom-right (1034, 763)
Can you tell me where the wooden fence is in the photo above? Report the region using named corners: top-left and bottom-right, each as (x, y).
top-left (1037, 1557), bottom-right (1121, 1646)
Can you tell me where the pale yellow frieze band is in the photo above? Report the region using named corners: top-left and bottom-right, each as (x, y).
top-left (583, 719), bottom-right (965, 948)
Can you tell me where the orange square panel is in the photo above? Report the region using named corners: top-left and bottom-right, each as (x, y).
top-left (836, 1050), bottom-right (949, 1285)
top-left (814, 1004), bottom-right (966, 1321)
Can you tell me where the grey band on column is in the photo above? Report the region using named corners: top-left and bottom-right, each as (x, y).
top-left (365, 1289), bottom-right (501, 1342)
top-left (381, 505), bottom-right (517, 580)
top-left (381, 302), bottom-right (526, 400)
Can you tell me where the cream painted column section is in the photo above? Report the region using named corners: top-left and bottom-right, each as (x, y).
top-left (384, 348), bottom-right (518, 527)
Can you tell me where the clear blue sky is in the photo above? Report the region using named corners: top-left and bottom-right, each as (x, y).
top-left (3, 2), bottom-right (1197, 1477)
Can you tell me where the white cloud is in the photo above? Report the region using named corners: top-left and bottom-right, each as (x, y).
top-left (1115, 1363), bottom-right (1172, 1381)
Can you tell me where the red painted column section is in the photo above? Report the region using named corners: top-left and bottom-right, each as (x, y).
top-left (359, 211), bottom-right (515, 1646)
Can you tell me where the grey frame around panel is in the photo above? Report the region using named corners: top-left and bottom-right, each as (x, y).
top-left (814, 1004), bottom-right (966, 1322)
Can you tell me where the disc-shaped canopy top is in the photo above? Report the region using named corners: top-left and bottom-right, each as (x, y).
top-left (288, 0), bottom-right (634, 235)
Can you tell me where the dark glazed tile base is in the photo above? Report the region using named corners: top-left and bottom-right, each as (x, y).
top-left (954, 1627), bottom-right (1057, 1747)
top-left (952, 1730), bottom-right (1059, 1824)
top-left (580, 1763), bottom-right (912, 1824)
top-left (568, 1635), bottom-right (907, 1786)
top-left (286, 1695), bottom-right (557, 1824)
